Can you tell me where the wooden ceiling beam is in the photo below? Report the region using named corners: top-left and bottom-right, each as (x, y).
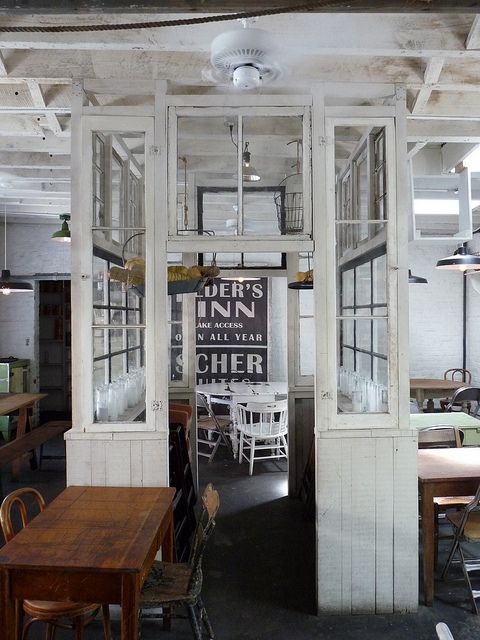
top-left (26, 80), bottom-right (62, 136)
top-left (0, 1), bottom-right (478, 13)
top-left (410, 57), bottom-right (444, 114)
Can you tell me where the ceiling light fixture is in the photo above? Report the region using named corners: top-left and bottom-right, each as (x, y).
top-left (408, 269), bottom-right (428, 284)
top-left (0, 206), bottom-right (33, 295)
top-left (51, 214), bottom-right (71, 242)
top-left (435, 245), bottom-right (480, 271)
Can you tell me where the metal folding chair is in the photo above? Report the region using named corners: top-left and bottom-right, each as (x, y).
top-left (196, 392), bottom-right (233, 463)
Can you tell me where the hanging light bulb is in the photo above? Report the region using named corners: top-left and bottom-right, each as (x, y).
top-left (0, 206), bottom-right (33, 295)
top-left (242, 142), bottom-right (260, 182)
top-left (51, 214), bottom-right (71, 242)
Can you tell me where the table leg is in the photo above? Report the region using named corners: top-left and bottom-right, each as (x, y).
top-left (121, 573), bottom-right (139, 640)
top-left (12, 406), bottom-right (33, 477)
top-left (420, 482), bottom-right (435, 605)
top-left (163, 506), bottom-right (175, 563)
top-left (416, 390), bottom-right (425, 413)
top-left (0, 569), bottom-right (16, 640)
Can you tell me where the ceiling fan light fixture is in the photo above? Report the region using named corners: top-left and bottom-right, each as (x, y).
top-left (436, 245), bottom-right (480, 271)
top-left (233, 65), bottom-right (261, 90)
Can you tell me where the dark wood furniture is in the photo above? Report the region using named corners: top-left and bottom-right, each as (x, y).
top-left (0, 485), bottom-right (176, 640)
top-left (410, 379), bottom-right (463, 413)
top-left (418, 448), bottom-right (480, 605)
top-left (0, 421), bottom-right (70, 496)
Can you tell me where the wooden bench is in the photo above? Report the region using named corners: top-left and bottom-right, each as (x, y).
top-left (0, 421), bottom-right (71, 497)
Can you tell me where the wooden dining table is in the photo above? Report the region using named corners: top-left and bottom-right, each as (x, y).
top-left (0, 485), bottom-right (176, 640)
top-left (410, 378), bottom-right (464, 413)
top-left (0, 392), bottom-right (47, 439)
top-left (418, 448), bottom-right (480, 605)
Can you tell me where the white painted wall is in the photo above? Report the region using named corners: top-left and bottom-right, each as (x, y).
top-left (408, 240), bottom-right (463, 378)
top-left (269, 277), bottom-right (288, 381)
top-left (0, 222), bottom-right (71, 389)
top-left (466, 234), bottom-right (480, 385)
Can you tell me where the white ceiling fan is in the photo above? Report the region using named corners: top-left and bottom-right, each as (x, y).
top-left (206, 24), bottom-right (284, 91)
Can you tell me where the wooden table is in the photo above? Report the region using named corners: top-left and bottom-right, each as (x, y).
top-left (0, 393), bottom-right (47, 474)
top-left (410, 379), bottom-right (463, 413)
top-left (0, 393), bottom-right (47, 439)
top-left (418, 448), bottom-right (480, 605)
top-left (0, 485), bottom-right (176, 640)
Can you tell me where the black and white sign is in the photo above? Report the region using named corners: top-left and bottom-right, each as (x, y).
top-left (196, 278), bottom-right (268, 384)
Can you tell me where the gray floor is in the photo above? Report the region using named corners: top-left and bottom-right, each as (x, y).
top-left (2, 438), bottom-right (480, 640)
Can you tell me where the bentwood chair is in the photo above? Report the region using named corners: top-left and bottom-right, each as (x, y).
top-left (440, 369), bottom-right (472, 412)
top-left (441, 484), bottom-right (480, 614)
top-left (446, 386), bottom-right (480, 418)
top-left (0, 487), bottom-right (111, 640)
top-left (234, 399), bottom-right (288, 476)
top-left (140, 483), bottom-right (220, 640)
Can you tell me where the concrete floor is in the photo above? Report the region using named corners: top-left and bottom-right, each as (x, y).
top-left (2, 437), bottom-right (480, 640)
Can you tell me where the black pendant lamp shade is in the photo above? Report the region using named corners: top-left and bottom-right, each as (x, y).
top-left (0, 208), bottom-right (33, 295)
top-left (408, 269), bottom-right (428, 284)
top-left (436, 245), bottom-right (480, 271)
top-left (0, 269), bottom-right (33, 295)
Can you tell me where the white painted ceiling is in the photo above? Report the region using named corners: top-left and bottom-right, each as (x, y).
top-left (0, 10), bottom-right (480, 223)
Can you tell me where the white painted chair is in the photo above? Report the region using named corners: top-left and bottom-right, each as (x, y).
top-left (230, 394), bottom-right (275, 458)
top-left (436, 622), bottom-right (455, 639)
top-left (234, 399), bottom-right (288, 475)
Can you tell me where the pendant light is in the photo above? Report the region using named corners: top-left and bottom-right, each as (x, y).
top-left (408, 269), bottom-right (428, 284)
top-left (436, 245), bottom-right (480, 271)
top-left (51, 214), bottom-right (71, 242)
top-left (288, 253), bottom-right (313, 289)
top-left (0, 207), bottom-right (33, 296)
top-left (242, 142), bottom-right (260, 182)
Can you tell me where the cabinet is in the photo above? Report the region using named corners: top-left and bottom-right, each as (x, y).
top-left (39, 281), bottom-right (71, 421)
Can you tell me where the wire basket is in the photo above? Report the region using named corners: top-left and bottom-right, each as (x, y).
top-left (274, 174), bottom-right (304, 235)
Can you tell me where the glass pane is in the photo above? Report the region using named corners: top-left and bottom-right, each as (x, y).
top-left (335, 124), bottom-right (389, 414)
top-left (169, 293), bottom-right (185, 383)
top-left (93, 328), bottom-right (145, 423)
top-left (176, 113), bottom-right (307, 238)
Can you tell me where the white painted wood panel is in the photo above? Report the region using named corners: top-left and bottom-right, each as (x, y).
top-left (316, 433), bottom-right (418, 614)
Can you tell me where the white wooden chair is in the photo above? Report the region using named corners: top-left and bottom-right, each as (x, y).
top-left (234, 399), bottom-right (288, 475)
top-left (230, 394), bottom-right (275, 458)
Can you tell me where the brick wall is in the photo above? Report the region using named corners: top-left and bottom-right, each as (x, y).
top-left (0, 222), bottom-right (71, 389)
top-left (408, 241), bottom-right (463, 378)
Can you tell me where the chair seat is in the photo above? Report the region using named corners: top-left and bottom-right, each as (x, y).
top-left (448, 510), bottom-right (480, 542)
top-left (434, 496), bottom-right (473, 508)
top-left (141, 560), bottom-right (196, 605)
top-left (198, 416), bottom-right (231, 431)
top-left (22, 600), bottom-right (100, 618)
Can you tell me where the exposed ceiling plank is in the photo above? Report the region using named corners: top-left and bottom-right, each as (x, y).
top-left (0, 50), bottom-right (7, 76)
top-left (410, 57), bottom-right (444, 114)
top-left (466, 15), bottom-right (480, 49)
top-left (0, 1), bottom-right (478, 13)
top-left (0, 134), bottom-right (70, 153)
top-left (407, 119), bottom-right (480, 142)
top-left (26, 80), bottom-right (62, 136)
top-left (0, 152), bottom-right (69, 169)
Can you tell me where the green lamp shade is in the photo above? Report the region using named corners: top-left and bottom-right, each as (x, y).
top-left (52, 215), bottom-right (71, 243)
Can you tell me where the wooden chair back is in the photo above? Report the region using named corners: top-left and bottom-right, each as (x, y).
top-left (418, 425), bottom-right (464, 449)
top-left (187, 484), bottom-right (220, 594)
top-left (444, 368), bottom-right (472, 384)
top-left (0, 487), bottom-right (46, 542)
